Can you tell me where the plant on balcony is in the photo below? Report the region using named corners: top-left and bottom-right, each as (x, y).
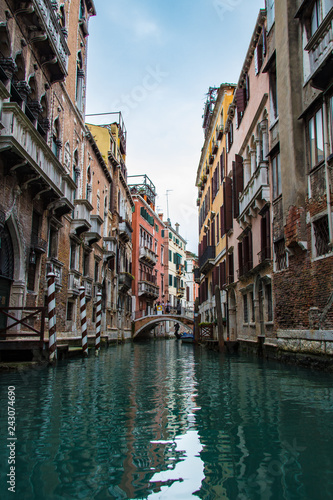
top-left (199, 321), bottom-right (214, 327)
top-left (124, 272), bottom-right (134, 280)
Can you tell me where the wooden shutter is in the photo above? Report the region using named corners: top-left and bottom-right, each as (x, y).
top-left (220, 148), bottom-right (225, 180)
top-left (224, 177), bottom-right (233, 232)
top-left (235, 88), bottom-right (246, 113)
top-left (220, 205), bottom-right (225, 238)
top-left (248, 230), bottom-right (253, 268)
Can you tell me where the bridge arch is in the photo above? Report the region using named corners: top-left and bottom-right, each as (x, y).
top-left (133, 314), bottom-right (194, 340)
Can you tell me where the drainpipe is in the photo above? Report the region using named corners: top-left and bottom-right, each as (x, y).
top-left (323, 96), bottom-right (333, 247)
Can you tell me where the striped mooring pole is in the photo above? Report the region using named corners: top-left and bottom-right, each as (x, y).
top-left (95, 292), bottom-right (102, 356)
top-left (47, 271), bottom-right (57, 362)
top-left (79, 286), bottom-right (88, 357)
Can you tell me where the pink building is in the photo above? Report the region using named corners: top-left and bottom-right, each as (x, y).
top-left (129, 175), bottom-right (166, 318)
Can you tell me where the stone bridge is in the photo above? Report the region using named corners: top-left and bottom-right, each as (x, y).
top-left (133, 314), bottom-right (194, 340)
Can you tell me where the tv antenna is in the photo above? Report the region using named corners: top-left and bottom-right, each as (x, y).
top-left (165, 190), bottom-right (173, 220)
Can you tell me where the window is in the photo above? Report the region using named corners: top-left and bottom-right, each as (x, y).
top-left (311, 0), bottom-right (322, 36)
top-left (243, 294), bottom-right (248, 323)
top-left (308, 108), bottom-right (324, 169)
top-left (76, 52), bottom-right (84, 112)
top-left (169, 250), bottom-right (172, 262)
top-left (83, 252), bottom-right (90, 276)
top-left (52, 118), bottom-right (61, 159)
top-left (274, 238), bottom-right (287, 270)
top-left (27, 260), bottom-right (37, 292)
top-left (48, 226), bottom-right (58, 259)
top-left (267, 0), bottom-right (275, 31)
top-left (94, 261), bottom-right (99, 282)
top-left (260, 207), bottom-right (271, 261)
top-left (269, 63), bottom-right (278, 122)
top-left (313, 215), bottom-right (330, 256)
top-left (70, 242), bottom-right (77, 270)
top-left (66, 301), bottom-right (74, 321)
top-left (250, 292), bottom-right (255, 322)
top-left (266, 283), bottom-right (273, 322)
top-left (272, 152), bottom-right (281, 199)
top-left (169, 274), bottom-right (173, 286)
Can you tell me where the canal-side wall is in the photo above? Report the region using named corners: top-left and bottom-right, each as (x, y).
top-left (238, 330), bottom-right (333, 371)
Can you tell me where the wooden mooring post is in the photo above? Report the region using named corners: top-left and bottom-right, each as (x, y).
top-left (95, 292), bottom-right (102, 356)
top-left (47, 271), bottom-right (57, 362)
top-left (79, 286), bottom-right (88, 357)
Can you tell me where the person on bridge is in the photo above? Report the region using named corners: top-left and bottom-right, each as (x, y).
top-left (177, 302), bottom-right (181, 315)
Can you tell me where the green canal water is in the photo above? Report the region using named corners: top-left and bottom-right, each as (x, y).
top-left (1, 341), bottom-right (333, 499)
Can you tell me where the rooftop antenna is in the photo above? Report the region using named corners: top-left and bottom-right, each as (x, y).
top-left (165, 190), bottom-right (173, 220)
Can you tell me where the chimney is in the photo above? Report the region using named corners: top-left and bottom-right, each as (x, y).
top-left (175, 223), bottom-right (180, 234)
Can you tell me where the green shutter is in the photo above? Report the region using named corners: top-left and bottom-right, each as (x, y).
top-left (169, 250), bottom-right (172, 261)
top-left (169, 274), bottom-right (172, 286)
top-left (162, 230), bottom-right (164, 237)
top-left (173, 276), bottom-right (177, 288)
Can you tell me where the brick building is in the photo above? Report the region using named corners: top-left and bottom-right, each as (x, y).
top-left (196, 1), bottom-right (333, 359)
top-left (0, 0), bottom-right (136, 355)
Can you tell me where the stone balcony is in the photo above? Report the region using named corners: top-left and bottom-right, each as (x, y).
top-left (199, 246), bottom-right (215, 275)
top-left (138, 280), bottom-right (159, 299)
top-left (119, 220), bottom-right (133, 243)
top-left (139, 246), bottom-right (157, 266)
top-left (103, 236), bottom-right (117, 262)
top-left (119, 272), bottom-right (133, 293)
top-left (85, 214), bottom-right (103, 245)
top-left (13, 0), bottom-right (70, 82)
top-left (67, 270), bottom-right (81, 297)
top-left (71, 199), bottom-right (93, 236)
top-left (305, 8), bottom-right (333, 90)
top-left (82, 277), bottom-right (93, 300)
top-left (0, 103), bottom-right (74, 216)
top-left (238, 163), bottom-right (270, 228)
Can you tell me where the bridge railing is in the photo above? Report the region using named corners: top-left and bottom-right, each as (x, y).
top-left (133, 307), bottom-right (194, 321)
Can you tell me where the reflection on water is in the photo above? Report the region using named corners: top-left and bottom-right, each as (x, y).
top-left (0, 341), bottom-right (333, 499)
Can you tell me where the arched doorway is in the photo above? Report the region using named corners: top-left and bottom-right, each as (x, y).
top-left (0, 223), bottom-right (14, 329)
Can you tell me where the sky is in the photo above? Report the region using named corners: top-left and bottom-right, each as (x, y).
top-left (85, 0), bottom-right (265, 254)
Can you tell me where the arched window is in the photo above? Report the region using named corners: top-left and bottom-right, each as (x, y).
top-left (38, 94), bottom-right (50, 141)
top-left (73, 149), bottom-right (79, 199)
top-left (86, 166), bottom-right (92, 201)
top-left (52, 118), bottom-right (61, 159)
top-left (76, 51), bottom-right (84, 112)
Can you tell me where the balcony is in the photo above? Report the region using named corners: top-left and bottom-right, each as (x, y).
top-left (119, 272), bottom-right (133, 293)
top-left (0, 103), bottom-right (74, 216)
top-left (71, 199), bottom-right (93, 236)
top-left (85, 214), bottom-right (103, 245)
top-left (103, 236), bottom-right (117, 262)
top-left (217, 125), bottom-right (223, 141)
top-left (139, 246), bottom-right (157, 266)
top-left (258, 246), bottom-right (271, 264)
top-left (238, 163), bottom-right (270, 227)
top-left (82, 277), bottom-right (93, 299)
top-left (68, 271), bottom-right (81, 297)
top-left (119, 220), bottom-right (133, 243)
top-left (212, 140), bottom-right (218, 155)
top-left (304, 9), bottom-right (333, 90)
top-left (209, 154), bottom-right (215, 165)
top-left (46, 258), bottom-right (63, 290)
top-left (237, 261), bottom-right (253, 280)
top-left (138, 280), bottom-right (159, 299)
top-left (199, 246), bottom-right (215, 274)
top-left (31, 234), bottom-right (47, 254)
top-left (14, 0), bottom-right (70, 82)
top-left (193, 267), bottom-right (201, 283)
top-left (93, 283), bottom-right (103, 302)
top-left (176, 287), bottom-right (185, 298)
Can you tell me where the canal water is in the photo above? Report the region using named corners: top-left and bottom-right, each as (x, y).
top-left (1, 341), bottom-right (333, 500)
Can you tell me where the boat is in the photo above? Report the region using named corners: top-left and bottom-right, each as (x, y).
top-left (180, 332), bottom-right (194, 344)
